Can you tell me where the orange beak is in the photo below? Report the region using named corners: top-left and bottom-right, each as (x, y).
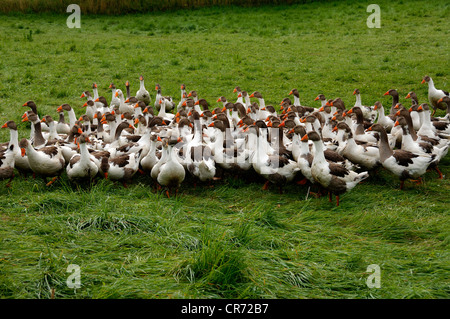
top-left (1, 123), bottom-right (7, 128)
top-left (194, 101), bottom-right (199, 105)
top-left (22, 102), bottom-right (28, 107)
top-left (161, 121), bottom-right (167, 125)
top-left (143, 107), bottom-right (148, 113)
top-left (208, 122), bottom-right (214, 127)
top-left (233, 88), bottom-right (237, 93)
top-left (125, 99), bottom-right (129, 103)
top-left (331, 116), bottom-right (337, 121)
top-left (417, 105), bottom-right (423, 111)
top-left (22, 116), bottom-right (28, 122)
top-left (437, 97), bottom-right (443, 104)
top-left (134, 118), bottom-right (140, 125)
top-left (80, 93), bottom-right (85, 98)
top-left (159, 100), bottom-right (162, 104)
top-left (216, 98), bottom-right (221, 103)
top-left (301, 135), bottom-right (308, 142)
top-left (366, 126), bottom-right (373, 132)
top-left (221, 107), bottom-right (227, 112)
top-left (104, 172), bottom-right (108, 180)
top-left (78, 128), bottom-right (83, 134)
top-left (21, 148), bottom-right (26, 157)
top-left (94, 98), bottom-right (99, 102)
top-left (115, 91), bottom-right (119, 97)
top-left (139, 76), bottom-right (143, 81)
top-left (134, 103), bottom-right (139, 108)
top-left (332, 126), bottom-right (338, 132)
top-left (318, 106), bottom-right (324, 112)
top-left (394, 120), bottom-right (400, 127)
top-left (314, 96), bottom-right (319, 101)
top-left (267, 121), bottom-right (272, 127)
top-left (383, 91), bottom-right (390, 96)
top-left (109, 84), bottom-right (113, 88)
top-left (346, 109), bottom-right (353, 115)
top-left (395, 110), bottom-right (401, 116)
top-left (182, 101), bottom-right (187, 107)
top-left (249, 93), bottom-right (254, 98)
top-left (373, 105), bottom-right (378, 110)
top-left (187, 92), bottom-right (192, 97)
top-left (129, 124), bottom-right (135, 129)
top-left (421, 79), bottom-right (426, 84)
top-left (155, 86), bottom-right (158, 90)
top-left (40, 118), bottom-right (46, 123)
top-left (405, 93), bottom-right (411, 99)
top-left (279, 121), bottom-right (285, 128)
top-left (289, 91), bottom-right (293, 95)
top-left (82, 102), bottom-right (88, 107)
top-left (57, 106), bottom-right (63, 112)
top-left (238, 93), bottom-right (242, 97)
top-left (157, 136), bottom-right (162, 142)
top-left (177, 137), bottom-right (183, 143)
top-left (288, 128), bottom-right (295, 134)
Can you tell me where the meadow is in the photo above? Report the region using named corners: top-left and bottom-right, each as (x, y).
top-left (0, 0), bottom-right (449, 299)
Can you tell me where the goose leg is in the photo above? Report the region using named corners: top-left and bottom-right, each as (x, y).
top-left (5, 173), bottom-right (14, 188)
top-left (166, 190), bottom-right (170, 198)
top-left (336, 195), bottom-right (340, 207)
top-left (46, 176), bottom-right (58, 187)
top-left (434, 166), bottom-right (444, 179)
top-left (328, 192), bottom-right (332, 202)
top-left (400, 180), bottom-right (404, 190)
top-left (262, 180), bottom-right (270, 190)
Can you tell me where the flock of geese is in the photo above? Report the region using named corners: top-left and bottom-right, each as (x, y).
top-left (1, 75), bottom-right (449, 205)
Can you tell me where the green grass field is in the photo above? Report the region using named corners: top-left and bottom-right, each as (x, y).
top-left (0, 0), bottom-right (449, 299)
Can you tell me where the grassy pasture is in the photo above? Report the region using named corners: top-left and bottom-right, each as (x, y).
top-left (0, 0), bottom-right (449, 299)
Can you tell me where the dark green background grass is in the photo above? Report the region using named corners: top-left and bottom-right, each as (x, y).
top-left (0, 0), bottom-right (449, 299)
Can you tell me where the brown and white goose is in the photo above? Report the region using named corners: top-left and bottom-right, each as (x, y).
top-left (66, 133), bottom-right (99, 182)
top-left (366, 124), bottom-right (436, 189)
top-left (22, 101), bottom-right (49, 132)
top-left (0, 144), bottom-right (15, 187)
top-left (1, 120), bottom-right (32, 175)
top-left (421, 75), bottom-right (449, 116)
top-left (18, 138), bottom-right (65, 186)
top-left (308, 131), bottom-right (369, 206)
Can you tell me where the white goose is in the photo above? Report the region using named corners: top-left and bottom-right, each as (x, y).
top-left (421, 75), bottom-right (449, 116)
top-left (136, 75), bottom-right (151, 105)
top-left (66, 134), bottom-right (99, 181)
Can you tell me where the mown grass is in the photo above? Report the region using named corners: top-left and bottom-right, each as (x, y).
top-left (0, 1), bottom-right (449, 299)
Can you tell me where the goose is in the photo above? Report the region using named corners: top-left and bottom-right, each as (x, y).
top-left (394, 116), bottom-right (445, 179)
top-left (288, 89), bottom-right (302, 107)
top-left (57, 104), bottom-right (77, 130)
top-left (1, 120), bottom-right (32, 175)
top-left (66, 133), bottom-right (99, 182)
top-left (157, 137), bottom-right (185, 197)
top-left (421, 75), bottom-right (449, 116)
top-left (334, 122), bottom-right (380, 170)
top-left (140, 134), bottom-right (160, 173)
top-left (249, 91), bottom-right (267, 120)
top-left (18, 138), bottom-right (65, 186)
top-left (366, 124), bottom-right (436, 190)
top-left (80, 90), bottom-right (96, 121)
top-left (22, 100), bottom-right (49, 132)
top-left (417, 103), bottom-right (450, 140)
top-left (154, 83), bottom-right (163, 109)
top-left (41, 115), bottom-right (63, 141)
top-left (22, 112), bottom-right (49, 148)
top-left (115, 89), bottom-right (134, 115)
top-left (436, 96), bottom-right (450, 122)
top-left (136, 75), bottom-right (151, 105)
top-left (187, 90), bottom-right (199, 103)
top-left (92, 82), bottom-right (104, 114)
top-left (344, 107), bottom-right (378, 144)
top-left (103, 149), bottom-right (143, 188)
top-left (307, 131), bottom-right (369, 206)
top-left (405, 92), bottom-right (421, 130)
top-left (314, 94), bottom-right (327, 108)
top-left (383, 89), bottom-right (400, 116)
top-left (0, 144), bottom-right (15, 187)
top-left (55, 111), bottom-right (70, 135)
top-left (157, 97), bottom-right (175, 123)
top-left (289, 125), bottom-right (314, 184)
top-left (94, 96), bottom-right (111, 115)
top-left (109, 83), bottom-right (120, 109)
top-left (353, 89), bottom-right (376, 122)
top-left (177, 84), bottom-right (187, 110)
top-left (250, 124), bottom-right (299, 193)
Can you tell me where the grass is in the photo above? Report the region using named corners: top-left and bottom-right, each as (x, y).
top-left (0, 0), bottom-right (449, 299)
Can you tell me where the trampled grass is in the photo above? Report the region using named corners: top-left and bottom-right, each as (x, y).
top-left (0, 0), bottom-right (449, 299)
